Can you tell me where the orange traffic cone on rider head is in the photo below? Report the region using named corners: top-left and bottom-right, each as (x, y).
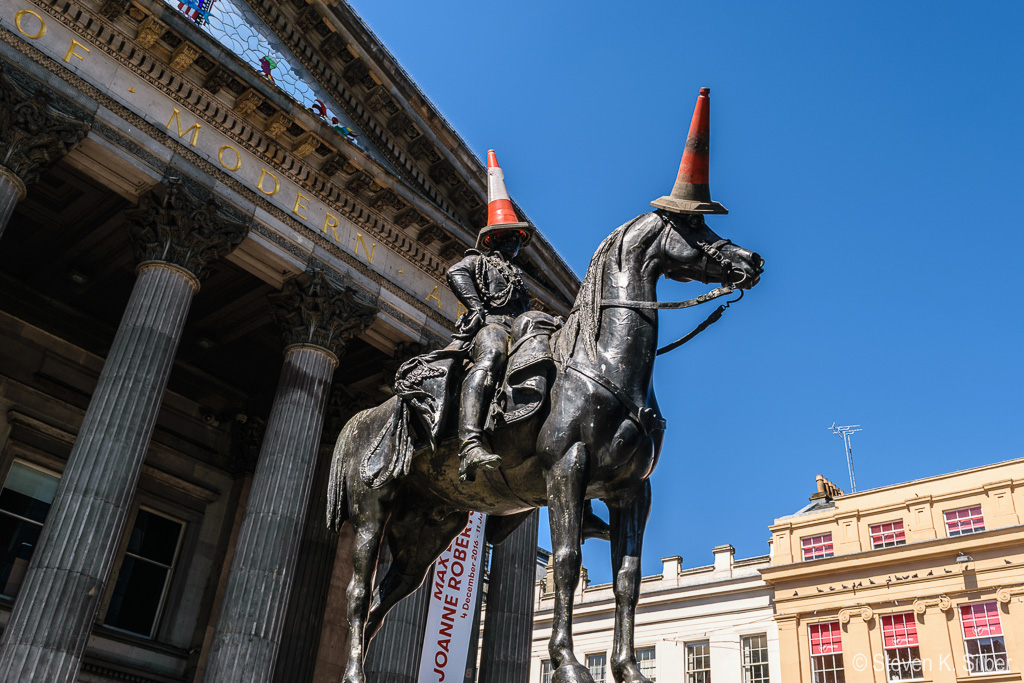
top-left (476, 149), bottom-right (534, 248)
top-left (651, 87), bottom-right (728, 215)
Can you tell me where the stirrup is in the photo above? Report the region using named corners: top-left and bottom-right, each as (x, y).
top-left (459, 444), bottom-right (501, 483)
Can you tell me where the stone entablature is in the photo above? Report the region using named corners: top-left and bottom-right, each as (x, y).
top-left (0, 0), bottom-right (576, 351)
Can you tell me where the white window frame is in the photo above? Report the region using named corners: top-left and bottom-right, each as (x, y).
top-left (541, 659), bottom-right (553, 683)
top-left (801, 532), bottom-right (834, 561)
top-left (103, 505), bottom-right (185, 639)
top-left (869, 520), bottom-right (907, 549)
top-left (636, 646), bottom-right (656, 681)
top-left (586, 652), bottom-right (608, 683)
top-left (881, 612), bottom-right (924, 681)
top-left (959, 601), bottom-right (1009, 675)
top-left (808, 621), bottom-right (845, 683)
top-left (944, 505), bottom-right (985, 536)
top-left (686, 641), bottom-right (711, 683)
top-left (741, 633), bottom-right (770, 683)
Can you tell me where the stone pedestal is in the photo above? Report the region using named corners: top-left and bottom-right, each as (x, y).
top-left (0, 180), bottom-right (246, 681)
top-left (203, 272), bottom-right (375, 683)
top-left (478, 511), bottom-right (540, 683)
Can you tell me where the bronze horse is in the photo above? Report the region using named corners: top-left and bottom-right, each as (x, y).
top-left (327, 210), bottom-right (762, 683)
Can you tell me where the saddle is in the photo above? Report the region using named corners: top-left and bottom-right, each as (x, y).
top-left (359, 311), bottom-right (561, 488)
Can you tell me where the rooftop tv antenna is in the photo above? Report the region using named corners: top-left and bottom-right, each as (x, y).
top-left (829, 422), bottom-right (862, 493)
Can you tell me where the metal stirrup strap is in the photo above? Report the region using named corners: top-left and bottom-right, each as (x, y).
top-left (563, 359), bottom-right (666, 435)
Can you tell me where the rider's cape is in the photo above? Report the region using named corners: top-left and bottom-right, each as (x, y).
top-left (359, 311), bottom-right (561, 489)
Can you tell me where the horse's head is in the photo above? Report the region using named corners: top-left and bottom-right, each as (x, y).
top-left (658, 210), bottom-right (763, 289)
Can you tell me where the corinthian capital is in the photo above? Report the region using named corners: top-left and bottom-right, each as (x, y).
top-left (124, 178), bottom-right (248, 280)
top-left (269, 270), bottom-right (377, 357)
top-left (0, 65), bottom-right (92, 196)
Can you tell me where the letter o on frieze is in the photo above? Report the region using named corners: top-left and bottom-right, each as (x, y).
top-left (218, 144), bottom-right (242, 171)
top-left (15, 9), bottom-right (47, 38)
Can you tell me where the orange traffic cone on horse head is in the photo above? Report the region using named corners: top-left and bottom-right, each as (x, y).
top-left (476, 149), bottom-right (534, 249)
top-left (651, 87), bottom-right (728, 215)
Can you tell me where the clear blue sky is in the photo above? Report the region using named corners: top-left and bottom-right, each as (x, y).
top-left (348, 0), bottom-right (1024, 583)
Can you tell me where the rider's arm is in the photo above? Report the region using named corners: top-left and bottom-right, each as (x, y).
top-left (446, 255), bottom-right (484, 313)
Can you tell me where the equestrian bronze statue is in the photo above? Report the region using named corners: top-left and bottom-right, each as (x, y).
top-left (327, 88), bottom-right (763, 683)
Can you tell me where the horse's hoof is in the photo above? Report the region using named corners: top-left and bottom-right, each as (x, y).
top-left (553, 663), bottom-right (595, 683)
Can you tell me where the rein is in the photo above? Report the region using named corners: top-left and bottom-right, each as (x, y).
top-left (598, 234), bottom-right (746, 355)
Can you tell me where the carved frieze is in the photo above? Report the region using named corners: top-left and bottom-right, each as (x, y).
top-left (370, 188), bottom-right (405, 213)
top-left (321, 152), bottom-right (348, 178)
top-left (320, 33), bottom-right (347, 61)
top-left (439, 241), bottom-right (467, 262)
top-left (451, 184), bottom-right (482, 208)
top-left (234, 89), bottom-right (264, 116)
top-left (169, 41), bottom-right (201, 72)
top-left (135, 16), bottom-right (163, 48)
top-left (268, 270), bottom-right (377, 357)
top-left (387, 112), bottom-right (420, 140)
top-left (0, 65), bottom-right (92, 194)
top-left (416, 223), bottom-right (448, 247)
top-left (429, 160), bottom-right (459, 187)
top-left (296, 5), bottom-right (323, 32)
top-left (393, 208), bottom-right (424, 229)
top-left (124, 178), bottom-right (249, 280)
top-left (342, 60), bottom-right (376, 90)
top-left (99, 0), bottom-right (131, 20)
top-left (293, 131), bottom-right (324, 159)
top-left (408, 137), bottom-right (441, 164)
top-left (347, 171), bottom-right (382, 197)
top-left (265, 111), bottom-right (290, 139)
top-left (367, 88), bottom-right (400, 117)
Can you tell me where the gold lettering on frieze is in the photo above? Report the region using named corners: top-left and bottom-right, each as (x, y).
top-left (218, 144), bottom-right (242, 171)
top-left (14, 9), bottom-right (46, 38)
top-left (355, 233), bottom-right (375, 264)
top-left (322, 213), bottom-right (340, 242)
top-left (425, 286), bottom-right (442, 310)
top-left (167, 109), bottom-right (201, 147)
top-left (256, 168), bottom-right (279, 196)
top-left (292, 192), bottom-right (310, 220)
top-left (63, 39), bottom-right (90, 64)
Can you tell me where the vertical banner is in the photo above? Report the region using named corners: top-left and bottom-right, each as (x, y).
top-left (417, 511), bottom-right (487, 682)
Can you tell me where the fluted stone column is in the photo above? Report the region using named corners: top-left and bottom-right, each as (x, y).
top-left (203, 271), bottom-right (375, 683)
top-left (0, 64), bottom-right (91, 239)
top-left (478, 511), bottom-right (540, 683)
top-left (0, 180), bottom-right (246, 681)
top-left (364, 574), bottom-right (432, 683)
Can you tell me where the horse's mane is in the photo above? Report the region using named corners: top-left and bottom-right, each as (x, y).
top-left (553, 214), bottom-right (650, 364)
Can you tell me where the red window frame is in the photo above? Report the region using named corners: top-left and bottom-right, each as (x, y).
top-left (944, 505), bottom-right (985, 536)
top-left (882, 613), bottom-right (920, 649)
top-left (869, 520), bottom-right (906, 549)
top-left (959, 601), bottom-right (1008, 675)
top-left (960, 601), bottom-right (1003, 639)
top-left (801, 533), bottom-right (834, 561)
top-left (809, 621), bottom-right (843, 655)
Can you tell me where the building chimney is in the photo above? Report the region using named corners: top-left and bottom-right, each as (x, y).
top-left (809, 474), bottom-right (845, 502)
top-left (712, 544), bottom-right (735, 576)
top-left (662, 556), bottom-right (682, 585)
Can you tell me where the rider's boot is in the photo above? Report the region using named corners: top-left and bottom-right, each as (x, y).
top-left (458, 366), bottom-right (501, 483)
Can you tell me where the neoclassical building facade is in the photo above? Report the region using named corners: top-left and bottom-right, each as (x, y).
top-left (0, 1), bottom-right (577, 681)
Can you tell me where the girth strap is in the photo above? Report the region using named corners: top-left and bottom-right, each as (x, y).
top-left (562, 359), bottom-right (667, 435)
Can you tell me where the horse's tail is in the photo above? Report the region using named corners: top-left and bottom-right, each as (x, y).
top-left (326, 416), bottom-right (357, 532)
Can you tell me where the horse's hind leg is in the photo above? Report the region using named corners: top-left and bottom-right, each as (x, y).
top-left (606, 480), bottom-right (652, 683)
top-left (547, 442), bottom-right (591, 680)
top-left (342, 495), bottom-right (388, 683)
top-left (364, 506), bottom-right (470, 641)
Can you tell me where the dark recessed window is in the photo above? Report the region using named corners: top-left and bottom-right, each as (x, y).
top-left (0, 461), bottom-right (60, 598)
top-left (104, 509), bottom-right (184, 638)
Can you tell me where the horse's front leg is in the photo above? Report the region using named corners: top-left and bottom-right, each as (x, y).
top-left (547, 442), bottom-right (592, 681)
top-left (606, 480), bottom-right (653, 683)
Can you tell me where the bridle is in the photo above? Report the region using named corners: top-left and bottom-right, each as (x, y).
top-left (599, 235), bottom-right (747, 355)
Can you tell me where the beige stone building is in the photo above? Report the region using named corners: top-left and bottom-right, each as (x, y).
top-left (762, 459), bottom-right (1024, 683)
top-left (530, 545), bottom-right (780, 683)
